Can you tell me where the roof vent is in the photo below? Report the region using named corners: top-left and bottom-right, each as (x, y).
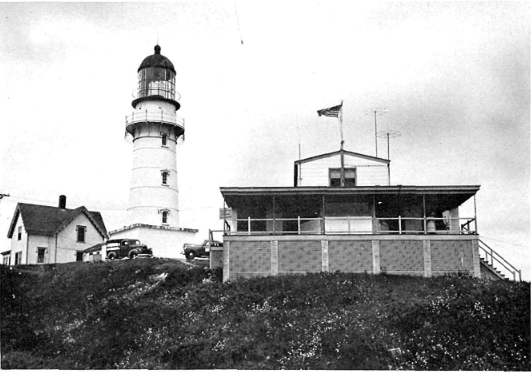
top-left (59, 195), bottom-right (67, 209)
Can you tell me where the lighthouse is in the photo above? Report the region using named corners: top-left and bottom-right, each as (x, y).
top-left (126, 45), bottom-right (182, 226)
top-left (109, 45), bottom-right (197, 257)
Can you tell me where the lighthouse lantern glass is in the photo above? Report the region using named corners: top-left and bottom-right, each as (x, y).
top-left (138, 67), bottom-right (175, 100)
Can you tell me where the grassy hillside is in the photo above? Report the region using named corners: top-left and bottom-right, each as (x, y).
top-left (1, 259), bottom-right (529, 370)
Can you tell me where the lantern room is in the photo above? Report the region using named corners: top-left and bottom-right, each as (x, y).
top-left (132, 45), bottom-right (180, 109)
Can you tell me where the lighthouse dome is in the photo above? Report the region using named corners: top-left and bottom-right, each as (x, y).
top-left (138, 45), bottom-right (176, 74)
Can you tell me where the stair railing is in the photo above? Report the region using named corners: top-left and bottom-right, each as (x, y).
top-left (478, 239), bottom-right (522, 281)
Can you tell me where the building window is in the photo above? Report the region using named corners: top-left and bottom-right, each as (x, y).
top-left (77, 225), bottom-right (86, 243)
top-left (37, 248), bottom-right (46, 264)
top-left (2, 255), bottom-right (10, 265)
top-left (76, 251), bottom-right (83, 262)
top-left (329, 168), bottom-right (356, 187)
top-left (162, 171), bottom-right (169, 185)
top-left (162, 211), bottom-right (169, 224)
top-left (162, 134), bottom-right (168, 146)
top-left (17, 226), bottom-right (22, 240)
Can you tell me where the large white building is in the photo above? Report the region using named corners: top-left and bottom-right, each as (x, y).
top-left (109, 45), bottom-right (197, 258)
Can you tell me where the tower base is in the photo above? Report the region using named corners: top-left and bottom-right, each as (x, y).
top-left (109, 224), bottom-right (198, 259)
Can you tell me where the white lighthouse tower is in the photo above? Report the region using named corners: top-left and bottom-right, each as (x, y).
top-left (109, 45), bottom-right (197, 257)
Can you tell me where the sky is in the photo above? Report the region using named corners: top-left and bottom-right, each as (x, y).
top-left (0, 2), bottom-right (529, 280)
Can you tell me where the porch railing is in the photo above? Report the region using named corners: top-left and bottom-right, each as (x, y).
top-left (478, 239), bottom-right (521, 281)
top-left (229, 216), bottom-right (477, 236)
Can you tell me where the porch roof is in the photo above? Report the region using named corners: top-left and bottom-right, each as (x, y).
top-left (221, 185), bottom-right (480, 210)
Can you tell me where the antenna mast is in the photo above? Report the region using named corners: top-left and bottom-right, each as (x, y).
top-left (365, 108), bottom-right (387, 157)
top-left (234, 3), bottom-right (244, 45)
top-left (377, 129), bottom-right (401, 184)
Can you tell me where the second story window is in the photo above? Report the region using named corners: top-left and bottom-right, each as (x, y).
top-left (162, 171), bottom-right (169, 185)
top-left (329, 168), bottom-right (357, 187)
top-left (17, 226), bottom-right (22, 241)
top-left (77, 225), bottom-right (86, 243)
top-left (162, 211), bottom-right (169, 224)
top-left (162, 134), bottom-right (168, 146)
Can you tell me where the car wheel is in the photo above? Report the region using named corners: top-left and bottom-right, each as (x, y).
top-left (186, 251), bottom-right (195, 260)
top-left (130, 252), bottom-right (138, 259)
top-left (107, 252), bottom-right (117, 260)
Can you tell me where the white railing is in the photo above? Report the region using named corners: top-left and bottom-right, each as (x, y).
top-left (228, 216), bottom-right (477, 236)
top-left (125, 110), bottom-right (184, 128)
top-left (479, 239), bottom-right (522, 281)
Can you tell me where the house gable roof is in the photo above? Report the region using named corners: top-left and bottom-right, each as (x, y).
top-left (7, 203), bottom-right (108, 239)
top-left (294, 150), bottom-right (390, 165)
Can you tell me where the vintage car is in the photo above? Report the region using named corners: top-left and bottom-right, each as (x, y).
top-left (105, 239), bottom-right (153, 260)
top-left (182, 239), bottom-right (223, 260)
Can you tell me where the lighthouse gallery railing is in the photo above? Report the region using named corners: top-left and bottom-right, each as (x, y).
top-left (125, 110), bottom-right (184, 127)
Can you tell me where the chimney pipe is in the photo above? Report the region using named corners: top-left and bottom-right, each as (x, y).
top-left (59, 195), bottom-right (67, 209)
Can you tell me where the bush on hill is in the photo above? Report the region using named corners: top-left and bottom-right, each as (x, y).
top-left (1, 259), bottom-right (529, 370)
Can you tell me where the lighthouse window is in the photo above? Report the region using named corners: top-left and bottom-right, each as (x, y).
top-left (162, 211), bottom-right (168, 224)
top-left (138, 68), bottom-right (175, 100)
top-left (162, 171), bottom-right (169, 185)
top-left (162, 134), bottom-right (167, 146)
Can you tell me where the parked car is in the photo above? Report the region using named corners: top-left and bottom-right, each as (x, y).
top-left (105, 239), bottom-right (153, 260)
top-left (182, 239), bottom-right (223, 259)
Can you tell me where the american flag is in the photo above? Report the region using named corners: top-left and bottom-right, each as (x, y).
top-left (317, 102), bottom-right (342, 118)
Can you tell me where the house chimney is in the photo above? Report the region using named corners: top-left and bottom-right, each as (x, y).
top-left (59, 195), bottom-right (67, 209)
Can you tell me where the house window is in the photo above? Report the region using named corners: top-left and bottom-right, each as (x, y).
top-left (162, 134), bottom-right (168, 146)
top-left (77, 225), bottom-right (86, 243)
top-left (2, 255), bottom-right (10, 265)
top-left (329, 168), bottom-right (356, 187)
top-left (162, 211), bottom-right (169, 224)
top-left (162, 171), bottom-right (169, 185)
top-left (76, 251), bottom-right (83, 262)
top-left (37, 248), bottom-right (46, 264)
top-left (17, 226), bottom-right (22, 240)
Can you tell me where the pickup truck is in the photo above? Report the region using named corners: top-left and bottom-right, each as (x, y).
top-left (182, 239), bottom-right (223, 260)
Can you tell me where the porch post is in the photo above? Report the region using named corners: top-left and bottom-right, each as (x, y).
top-left (271, 241), bottom-right (279, 276)
top-left (321, 240), bottom-right (329, 272)
top-left (372, 195), bottom-right (377, 233)
top-left (272, 196), bottom-right (276, 234)
top-left (223, 241), bottom-right (230, 282)
top-left (474, 194), bottom-right (478, 233)
top-left (372, 240), bottom-right (380, 274)
top-left (222, 199), bottom-right (226, 236)
top-left (423, 240), bottom-right (431, 277)
top-left (423, 194), bottom-right (427, 234)
top-left (322, 195), bottom-right (326, 234)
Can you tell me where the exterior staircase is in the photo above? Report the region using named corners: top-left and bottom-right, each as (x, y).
top-left (478, 239), bottom-right (522, 281)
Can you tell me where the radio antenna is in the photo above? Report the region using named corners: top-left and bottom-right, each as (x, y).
top-left (234, 3), bottom-right (244, 45)
top-left (365, 108), bottom-right (387, 157)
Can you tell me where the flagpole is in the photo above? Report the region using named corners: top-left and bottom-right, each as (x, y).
top-left (339, 100), bottom-right (345, 187)
top-left (339, 100), bottom-right (344, 150)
